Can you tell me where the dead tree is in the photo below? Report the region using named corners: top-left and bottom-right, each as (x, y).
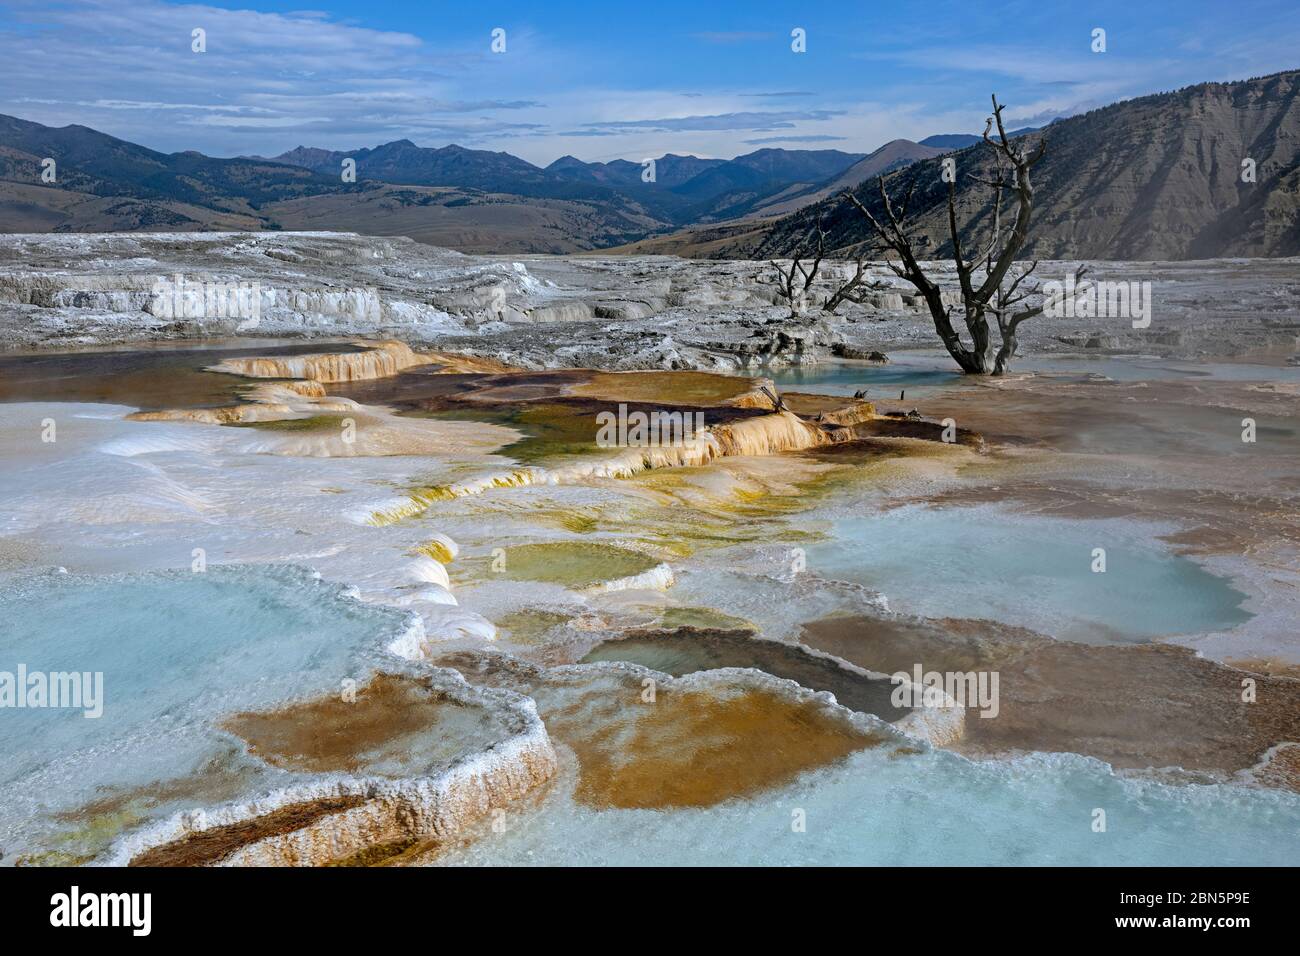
top-left (988, 260), bottom-right (1087, 373)
top-left (758, 384), bottom-right (788, 413)
top-left (821, 252), bottom-right (893, 314)
top-left (769, 218), bottom-right (824, 317)
top-left (842, 94), bottom-right (1082, 375)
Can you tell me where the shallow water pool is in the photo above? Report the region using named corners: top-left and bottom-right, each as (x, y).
top-left (0, 564), bottom-right (415, 860)
top-left (579, 630), bottom-right (908, 720)
top-left (741, 359), bottom-right (961, 398)
top-left (435, 745), bottom-right (1300, 866)
top-left (804, 503), bottom-right (1251, 642)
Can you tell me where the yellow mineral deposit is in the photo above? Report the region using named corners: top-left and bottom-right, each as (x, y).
top-left (126, 381), bottom-right (357, 424)
top-left (566, 369), bottom-right (774, 407)
top-left (206, 340), bottom-right (436, 382)
top-left (367, 406), bottom-right (870, 524)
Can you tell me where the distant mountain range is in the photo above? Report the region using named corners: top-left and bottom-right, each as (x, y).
top-left (621, 71), bottom-right (1300, 260)
top-left (0, 112), bottom-right (336, 232)
top-left (0, 114), bottom-right (884, 251)
top-left (917, 124), bottom-right (1047, 150)
top-left (262, 140), bottom-right (870, 226)
top-left (3, 70), bottom-right (1298, 258)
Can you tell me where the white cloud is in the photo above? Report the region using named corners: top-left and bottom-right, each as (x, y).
top-left (0, 0), bottom-right (513, 154)
top-left (3, 0), bottom-right (1293, 166)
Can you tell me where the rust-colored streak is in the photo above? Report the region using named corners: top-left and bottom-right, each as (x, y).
top-left (547, 686), bottom-right (883, 809)
top-left (129, 796), bottom-right (367, 867)
top-left (222, 674), bottom-right (458, 774)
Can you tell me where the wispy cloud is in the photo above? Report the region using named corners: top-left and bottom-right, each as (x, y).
top-left (0, 0), bottom-right (1293, 166)
top-left (582, 110), bottom-right (845, 132)
top-left (743, 134), bottom-right (847, 144)
top-left (0, 0), bottom-right (533, 154)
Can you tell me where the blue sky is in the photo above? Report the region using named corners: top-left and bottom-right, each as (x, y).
top-left (2, 0), bottom-right (1297, 165)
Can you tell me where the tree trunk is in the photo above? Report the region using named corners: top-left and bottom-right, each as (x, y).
top-left (965, 308), bottom-right (995, 374)
top-left (922, 290), bottom-right (982, 373)
top-left (992, 329), bottom-right (1017, 375)
top-left (919, 292), bottom-right (1005, 375)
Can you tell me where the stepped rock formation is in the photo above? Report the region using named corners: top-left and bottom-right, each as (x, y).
top-left (9, 233), bottom-right (1294, 373)
top-left (103, 672), bottom-right (558, 867)
top-left (363, 406), bottom-right (874, 525)
top-left (208, 340), bottom-right (435, 383)
top-left (126, 381), bottom-right (353, 425)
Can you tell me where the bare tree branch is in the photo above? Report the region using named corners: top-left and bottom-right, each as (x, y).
top-left (758, 384), bottom-right (787, 413)
top-left (823, 256), bottom-right (892, 313)
top-left (838, 93), bottom-right (1052, 375)
top-left (769, 216), bottom-right (826, 317)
